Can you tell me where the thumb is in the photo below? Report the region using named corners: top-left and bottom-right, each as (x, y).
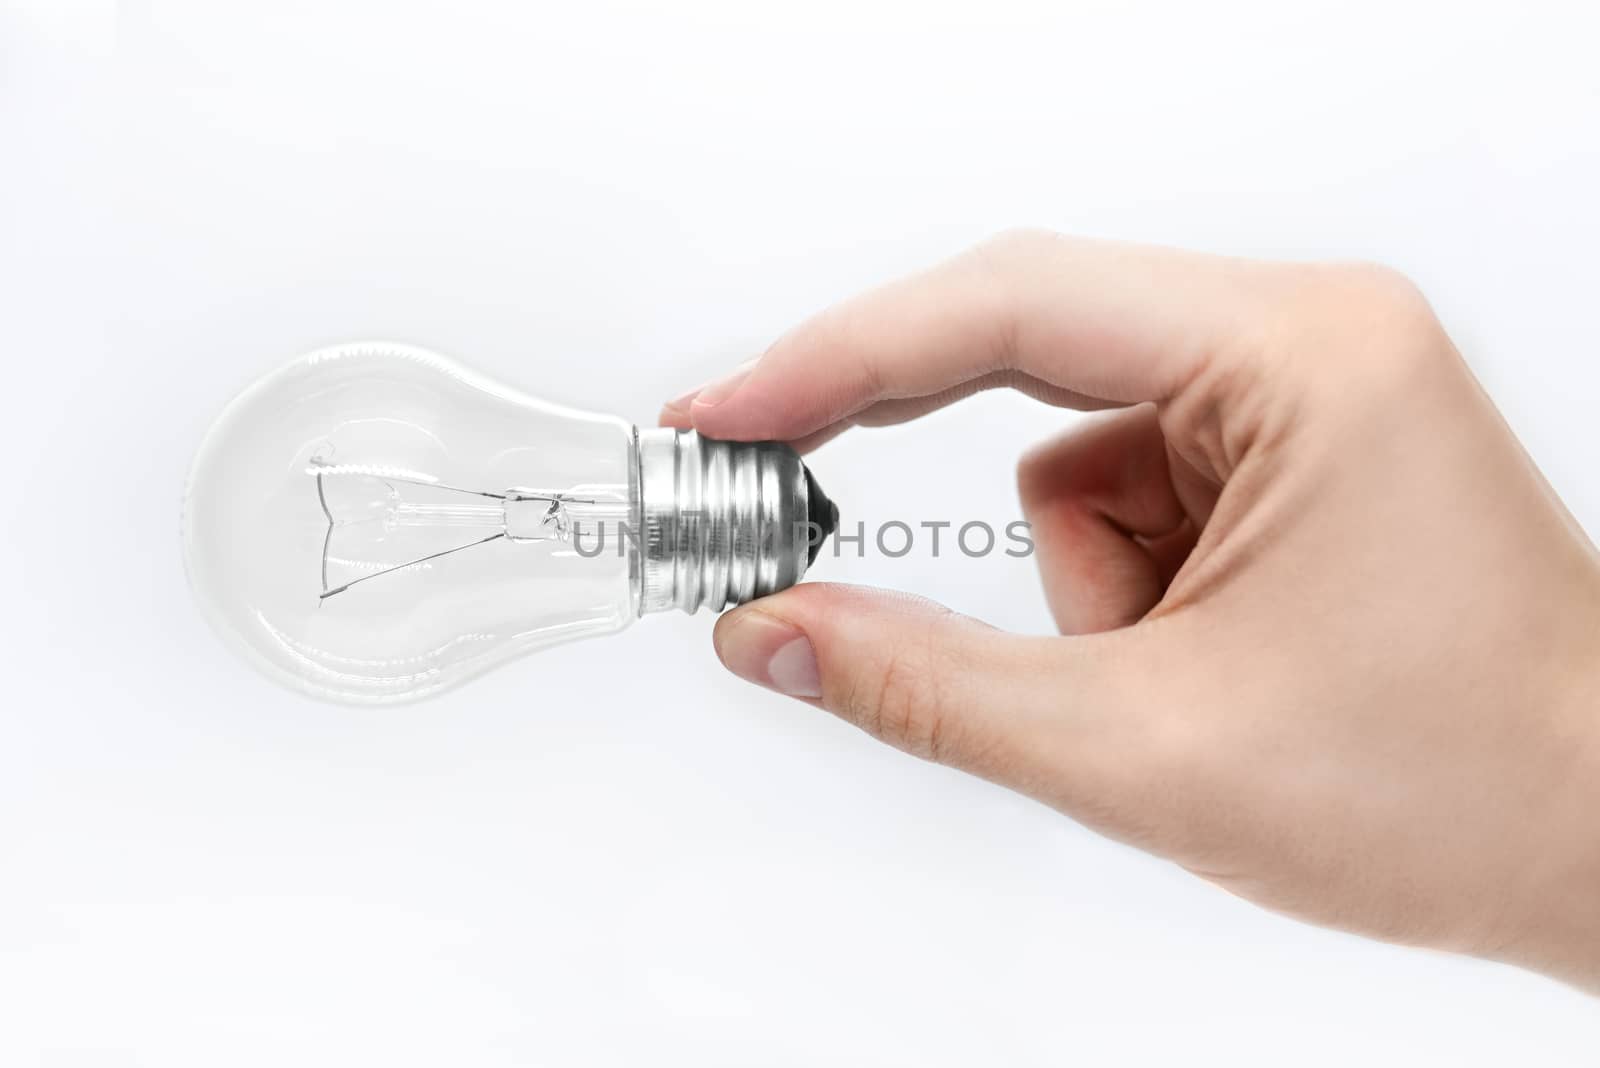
top-left (712, 582), bottom-right (1157, 799)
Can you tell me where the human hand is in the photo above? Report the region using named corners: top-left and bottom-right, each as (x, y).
top-left (659, 231), bottom-right (1600, 990)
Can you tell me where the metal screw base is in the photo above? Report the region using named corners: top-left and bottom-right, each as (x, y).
top-left (635, 428), bottom-right (835, 615)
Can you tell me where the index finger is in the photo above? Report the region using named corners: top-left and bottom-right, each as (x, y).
top-left (665, 230), bottom-right (1275, 445)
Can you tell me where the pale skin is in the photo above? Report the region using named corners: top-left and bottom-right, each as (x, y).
top-left (658, 231), bottom-right (1600, 992)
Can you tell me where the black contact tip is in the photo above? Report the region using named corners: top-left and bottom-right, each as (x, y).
top-left (803, 465), bottom-right (839, 567)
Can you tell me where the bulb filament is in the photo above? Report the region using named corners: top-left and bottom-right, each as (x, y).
top-left (311, 463), bottom-right (599, 601)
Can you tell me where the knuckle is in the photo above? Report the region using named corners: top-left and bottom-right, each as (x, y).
top-left (1340, 261), bottom-right (1425, 304)
top-left (1333, 263), bottom-right (1439, 334)
top-left (1013, 414), bottom-right (1120, 509)
top-left (1246, 260), bottom-right (1458, 399)
top-left (1014, 443), bottom-right (1056, 510)
top-left (961, 228), bottom-right (1066, 370)
top-left (1282, 261), bottom-right (1444, 346)
top-left (850, 641), bottom-right (952, 764)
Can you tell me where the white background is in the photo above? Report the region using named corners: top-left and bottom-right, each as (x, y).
top-left (3, 1), bottom-right (1598, 1063)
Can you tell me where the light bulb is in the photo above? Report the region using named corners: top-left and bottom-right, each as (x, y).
top-left (182, 341), bottom-right (837, 704)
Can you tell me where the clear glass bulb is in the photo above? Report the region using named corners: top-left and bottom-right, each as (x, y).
top-left (183, 342), bottom-right (835, 704)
